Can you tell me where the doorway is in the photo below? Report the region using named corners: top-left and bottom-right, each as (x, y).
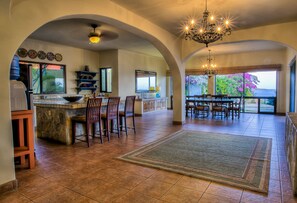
top-left (290, 57), bottom-right (296, 112)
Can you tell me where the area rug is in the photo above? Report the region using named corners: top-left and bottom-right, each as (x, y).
top-left (118, 130), bottom-right (272, 193)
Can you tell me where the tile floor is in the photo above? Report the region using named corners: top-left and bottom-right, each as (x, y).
top-left (0, 111), bottom-right (296, 203)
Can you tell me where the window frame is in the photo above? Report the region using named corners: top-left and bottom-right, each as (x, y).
top-left (135, 70), bottom-right (157, 93)
top-left (99, 67), bottom-right (112, 93)
top-left (19, 60), bottom-right (66, 94)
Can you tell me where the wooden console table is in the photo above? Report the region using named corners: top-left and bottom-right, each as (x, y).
top-left (12, 110), bottom-right (35, 169)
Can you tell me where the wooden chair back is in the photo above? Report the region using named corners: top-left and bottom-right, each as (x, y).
top-left (106, 97), bottom-right (120, 120)
top-left (86, 98), bottom-right (102, 125)
top-left (124, 96), bottom-right (136, 117)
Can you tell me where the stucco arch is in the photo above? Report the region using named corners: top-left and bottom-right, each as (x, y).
top-left (0, 0), bottom-right (186, 185)
top-left (182, 21), bottom-right (297, 62)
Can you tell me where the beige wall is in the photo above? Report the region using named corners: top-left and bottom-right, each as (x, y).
top-left (99, 49), bottom-right (168, 99)
top-left (186, 49), bottom-right (287, 113)
top-left (118, 50), bottom-right (168, 98)
top-left (20, 38), bottom-right (100, 95)
top-left (99, 50), bottom-right (119, 97)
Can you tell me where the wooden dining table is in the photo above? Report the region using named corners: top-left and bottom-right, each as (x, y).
top-left (186, 98), bottom-right (235, 119)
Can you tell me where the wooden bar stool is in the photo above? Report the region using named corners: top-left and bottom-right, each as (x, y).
top-left (101, 97), bottom-right (120, 141)
top-left (72, 98), bottom-right (102, 147)
top-left (11, 110), bottom-right (35, 169)
top-left (120, 95), bottom-right (136, 135)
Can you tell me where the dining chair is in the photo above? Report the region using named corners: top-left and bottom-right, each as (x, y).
top-left (186, 96), bottom-right (195, 117)
top-left (194, 95), bottom-right (210, 118)
top-left (227, 97), bottom-right (242, 119)
top-left (71, 97), bottom-right (102, 147)
top-left (212, 95), bottom-right (228, 119)
top-left (101, 97), bottom-right (121, 141)
top-left (119, 95), bottom-right (136, 135)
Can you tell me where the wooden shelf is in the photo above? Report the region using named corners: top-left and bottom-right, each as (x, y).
top-left (75, 71), bottom-right (98, 94)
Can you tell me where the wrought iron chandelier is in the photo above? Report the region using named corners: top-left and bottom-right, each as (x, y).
top-left (184, 0), bottom-right (232, 47)
top-left (202, 49), bottom-right (218, 77)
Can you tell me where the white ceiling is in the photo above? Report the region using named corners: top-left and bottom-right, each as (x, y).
top-left (29, 0), bottom-right (297, 57)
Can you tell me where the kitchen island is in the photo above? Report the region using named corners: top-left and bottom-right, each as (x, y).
top-left (34, 100), bottom-right (88, 145)
top-left (34, 98), bottom-right (122, 145)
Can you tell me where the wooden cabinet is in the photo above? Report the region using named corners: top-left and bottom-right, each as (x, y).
top-left (285, 113), bottom-right (297, 194)
top-left (135, 98), bottom-right (167, 116)
top-left (75, 71), bottom-right (98, 94)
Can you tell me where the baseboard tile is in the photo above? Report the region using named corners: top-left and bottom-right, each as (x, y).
top-left (0, 179), bottom-right (18, 194)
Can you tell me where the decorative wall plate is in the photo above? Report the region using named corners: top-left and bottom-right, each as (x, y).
top-left (28, 49), bottom-right (38, 59)
top-left (46, 52), bottom-right (55, 61)
top-left (55, 53), bottom-right (63, 62)
top-left (17, 48), bottom-right (28, 58)
top-left (38, 51), bottom-right (46, 60)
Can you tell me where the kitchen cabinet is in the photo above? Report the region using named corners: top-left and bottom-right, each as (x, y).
top-left (135, 98), bottom-right (167, 116)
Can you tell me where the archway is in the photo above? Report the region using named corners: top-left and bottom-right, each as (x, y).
top-left (0, 0), bottom-right (185, 186)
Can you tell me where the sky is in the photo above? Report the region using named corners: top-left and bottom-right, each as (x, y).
top-left (249, 71), bottom-right (276, 89)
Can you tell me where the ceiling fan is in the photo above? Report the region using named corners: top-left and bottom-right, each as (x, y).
top-left (88, 24), bottom-right (101, 44)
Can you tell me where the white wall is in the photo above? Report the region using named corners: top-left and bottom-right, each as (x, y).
top-left (20, 38), bottom-right (100, 95)
top-left (186, 49), bottom-right (287, 113)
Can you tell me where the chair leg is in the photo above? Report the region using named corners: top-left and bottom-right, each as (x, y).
top-left (117, 117), bottom-right (120, 138)
top-left (86, 124), bottom-right (90, 147)
top-left (120, 116), bottom-right (123, 131)
top-left (124, 117), bottom-right (128, 136)
top-left (106, 120), bottom-right (110, 142)
top-left (72, 121), bottom-right (76, 144)
top-left (132, 115), bottom-right (136, 134)
top-left (98, 120), bottom-right (103, 144)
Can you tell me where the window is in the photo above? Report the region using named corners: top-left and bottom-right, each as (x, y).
top-left (215, 73), bottom-right (243, 96)
top-left (20, 61), bottom-right (66, 94)
top-left (185, 75), bottom-right (208, 96)
top-left (135, 70), bottom-right (157, 92)
top-left (100, 67), bottom-right (112, 93)
top-left (215, 71), bottom-right (277, 114)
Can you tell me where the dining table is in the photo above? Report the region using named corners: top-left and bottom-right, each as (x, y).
top-left (186, 97), bottom-right (235, 119)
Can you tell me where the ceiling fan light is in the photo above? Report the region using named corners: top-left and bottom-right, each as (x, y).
top-left (89, 32), bottom-right (100, 44)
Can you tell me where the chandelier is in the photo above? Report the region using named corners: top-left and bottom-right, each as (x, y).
top-left (184, 0), bottom-right (232, 47)
top-left (202, 49), bottom-right (218, 77)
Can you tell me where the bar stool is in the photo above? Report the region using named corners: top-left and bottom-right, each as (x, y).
top-left (101, 97), bottom-right (120, 141)
top-left (120, 95), bottom-right (136, 135)
top-left (71, 98), bottom-right (102, 147)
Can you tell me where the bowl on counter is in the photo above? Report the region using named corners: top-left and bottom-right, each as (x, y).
top-left (62, 95), bottom-right (83, 102)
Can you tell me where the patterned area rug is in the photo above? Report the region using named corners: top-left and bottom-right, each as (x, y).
top-left (118, 130), bottom-right (272, 193)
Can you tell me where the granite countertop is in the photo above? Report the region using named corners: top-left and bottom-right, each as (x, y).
top-left (286, 112), bottom-right (297, 126)
top-left (34, 100), bottom-right (88, 109)
top-left (34, 98), bottom-right (124, 109)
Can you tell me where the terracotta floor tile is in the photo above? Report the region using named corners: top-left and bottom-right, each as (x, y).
top-left (240, 190), bottom-right (281, 203)
top-left (175, 176), bottom-right (210, 192)
top-left (205, 182), bottom-right (243, 202)
top-left (161, 185), bottom-right (203, 203)
top-left (132, 179), bottom-right (173, 198)
top-left (33, 187), bottom-right (96, 203)
top-left (148, 170), bottom-right (183, 184)
top-left (0, 191), bottom-right (31, 203)
top-left (85, 182), bottom-right (129, 202)
top-left (198, 193), bottom-right (239, 203)
top-left (113, 190), bottom-right (162, 203)
top-left (3, 113), bottom-right (297, 202)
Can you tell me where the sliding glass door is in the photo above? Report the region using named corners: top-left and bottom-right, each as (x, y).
top-left (215, 71), bottom-right (277, 114)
